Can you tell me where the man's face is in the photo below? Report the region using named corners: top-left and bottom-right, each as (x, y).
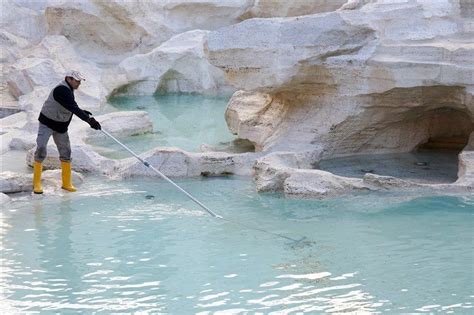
top-left (66, 77), bottom-right (81, 90)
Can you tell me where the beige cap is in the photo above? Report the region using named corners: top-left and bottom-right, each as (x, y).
top-left (66, 70), bottom-right (85, 81)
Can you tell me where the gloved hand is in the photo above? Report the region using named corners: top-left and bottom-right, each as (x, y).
top-left (83, 110), bottom-right (93, 116)
top-left (88, 117), bottom-right (101, 130)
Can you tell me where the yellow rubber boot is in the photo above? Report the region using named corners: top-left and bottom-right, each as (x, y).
top-left (61, 161), bottom-right (77, 192)
top-left (33, 162), bottom-right (43, 194)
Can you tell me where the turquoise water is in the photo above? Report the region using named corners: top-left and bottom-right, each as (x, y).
top-left (90, 94), bottom-right (236, 158)
top-left (2, 176), bottom-right (473, 313)
top-left (320, 150), bottom-right (459, 184)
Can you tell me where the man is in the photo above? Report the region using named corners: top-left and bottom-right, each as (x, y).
top-left (32, 70), bottom-right (101, 194)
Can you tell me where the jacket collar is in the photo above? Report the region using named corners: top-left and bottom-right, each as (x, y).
top-left (62, 79), bottom-right (74, 92)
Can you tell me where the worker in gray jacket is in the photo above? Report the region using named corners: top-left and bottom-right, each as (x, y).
top-left (33, 70), bottom-right (101, 194)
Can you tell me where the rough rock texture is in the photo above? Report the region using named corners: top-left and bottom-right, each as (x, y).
top-left (105, 30), bottom-right (233, 96)
top-left (0, 170), bottom-right (83, 194)
top-left (241, 0), bottom-right (347, 18)
top-left (207, 0), bottom-right (474, 197)
top-left (42, 0), bottom-right (254, 63)
top-left (225, 91), bottom-right (288, 151)
top-left (0, 192), bottom-right (11, 204)
top-left (7, 35), bottom-right (106, 110)
top-left (1, 0), bottom-right (473, 200)
top-left (0, 171), bottom-right (31, 193)
top-left (256, 157), bottom-right (472, 200)
top-left (84, 111), bottom-right (153, 140)
top-left (3, 0), bottom-right (268, 104)
top-left (253, 151), bottom-right (322, 191)
top-left (0, 112), bottom-right (30, 154)
top-left (207, 2), bottom-right (474, 155)
top-left (118, 148), bottom-right (264, 178)
top-left (1, 1), bottom-right (47, 49)
top-left (284, 170), bottom-right (366, 199)
top-left (456, 132), bottom-right (474, 185)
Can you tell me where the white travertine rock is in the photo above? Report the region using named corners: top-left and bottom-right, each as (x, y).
top-left (0, 1), bottom-right (46, 109)
top-left (118, 148), bottom-right (190, 178)
top-left (7, 0), bottom-right (346, 67)
top-left (0, 128), bottom-right (34, 155)
top-left (35, 36), bottom-right (106, 101)
top-left (42, 0), bottom-right (253, 62)
top-left (339, 0), bottom-right (373, 11)
top-left (0, 1), bottom-right (46, 45)
top-left (0, 192), bottom-right (11, 204)
top-left (0, 170), bottom-right (83, 194)
top-left (83, 111), bottom-right (153, 140)
top-left (0, 30), bottom-right (31, 64)
top-left (362, 173), bottom-right (426, 190)
top-left (253, 151), bottom-right (322, 192)
top-left (207, 12), bottom-right (376, 91)
top-left (8, 131), bottom-right (36, 152)
top-left (118, 147), bottom-right (263, 178)
top-left (106, 30), bottom-right (233, 95)
top-left (0, 112), bottom-right (28, 134)
top-left (225, 91), bottom-right (288, 151)
top-left (17, 86), bottom-right (50, 113)
top-left (44, 1), bottom-right (152, 62)
top-left (190, 151), bottom-right (263, 177)
top-left (0, 171), bottom-right (30, 193)
top-left (207, 1), bottom-right (474, 161)
top-left (1, 0), bottom-right (473, 201)
top-left (284, 170), bottom-right (365, 199)
top-left (253, 158), bottom-right (293, 192)
top-left (254, 143), bottom-right (473, 198)
top-left (457, 132), bottom-right (474, 185)
top-left (243, 0), bottom-right (347, 18)
top-left (362, 173), bottom-right (472, 194)
top-left (8, 58), bottom-right (60, 99)
top-left (282, 168), bottom-right (472, 200)
top-left (8, 36), bottom-right (106, 106)
top-left (159, 0), bottom-right (252, 32)
top-left (457, 151), bottom-right (474, 186)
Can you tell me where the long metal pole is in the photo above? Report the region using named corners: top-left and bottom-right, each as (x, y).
top-left (101, 129), bottom-right (222, 219)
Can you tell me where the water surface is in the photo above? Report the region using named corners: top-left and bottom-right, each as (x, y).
top-left (90, 94), bottom-right (235, 158)
top-left (2, 177), bottom-right (473, 313)
top-left (320, 150), bottom-right (460, 184)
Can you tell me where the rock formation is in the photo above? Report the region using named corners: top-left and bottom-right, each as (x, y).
top-left (207, 1), bottom-right (473, 154)
top-left (1, 0), bottom-right (472, 198)
top-left (206, 0), bottom-right (474, 197)
top-left (104, 30), bottom-right (234, 96)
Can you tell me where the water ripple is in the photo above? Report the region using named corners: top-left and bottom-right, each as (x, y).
top-left (1, 178), bottom-right (472, 313)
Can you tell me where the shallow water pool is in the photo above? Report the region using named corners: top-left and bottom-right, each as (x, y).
top-left (90, 94), bottom-right (235, 158)
top-left (319, 150), bottom-right (460, 184)
top-left (1, 176), bottom-right (473, 313)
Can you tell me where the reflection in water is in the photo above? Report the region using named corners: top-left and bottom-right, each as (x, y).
top-left (89, 94), bottom-right (236, 158)
top-left (23, 197), bottom-right (83, 309)
top-left (1, 178), bottom-right (473, 313)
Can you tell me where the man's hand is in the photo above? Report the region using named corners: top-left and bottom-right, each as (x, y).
top-left (84, 110), bottom-right (93, 116)
top-left (88, 117), bottom-right (101, 130)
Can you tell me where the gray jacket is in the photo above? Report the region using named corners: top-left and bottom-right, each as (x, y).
top-left (38, 80), bottom-right (90, 133)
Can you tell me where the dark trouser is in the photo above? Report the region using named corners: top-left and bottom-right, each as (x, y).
top-left (34, 123), bottom-right (71, 162)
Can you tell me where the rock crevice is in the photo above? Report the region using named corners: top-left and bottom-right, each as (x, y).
top-left (1, 0), bottom-right (473, 199)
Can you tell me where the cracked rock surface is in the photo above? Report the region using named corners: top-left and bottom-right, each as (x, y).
top-left (1, 0), bottom-right (472, 198)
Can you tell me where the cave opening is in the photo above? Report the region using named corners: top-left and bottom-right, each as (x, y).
top-left (319, 86), bottom-right (473, 184)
